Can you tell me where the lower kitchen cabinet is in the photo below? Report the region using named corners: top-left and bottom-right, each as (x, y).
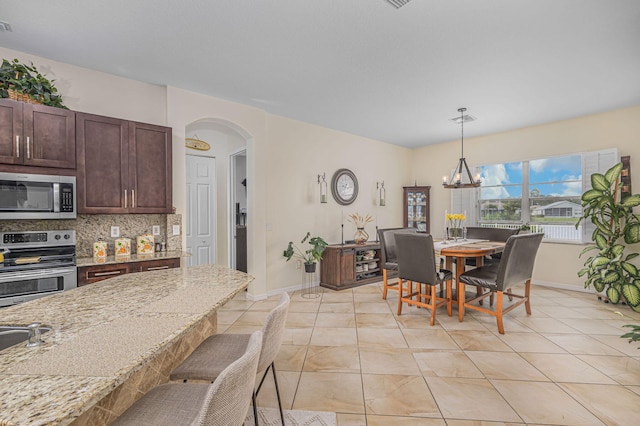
top-left (320, 242), bottom-right (382, 290)
top-left (77, 257), bottom-right (181, 286)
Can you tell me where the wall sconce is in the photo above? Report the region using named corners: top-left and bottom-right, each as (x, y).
top-left (318, 173), bottom-right (328, 203)
top-left (377, 181), bottom-right (386, 206)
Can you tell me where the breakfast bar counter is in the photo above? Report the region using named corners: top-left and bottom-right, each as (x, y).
top-left (0, 264), bottom-right (253, 425)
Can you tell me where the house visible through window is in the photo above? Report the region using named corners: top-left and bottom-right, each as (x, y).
top-left (473, 150), bottom-right (617, 243)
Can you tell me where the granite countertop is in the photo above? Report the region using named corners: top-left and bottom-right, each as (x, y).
top-left (76, 250), bottom-right (189, 267)
top-left (0, 264), bottom-right (253, 425)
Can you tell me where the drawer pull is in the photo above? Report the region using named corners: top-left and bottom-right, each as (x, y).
top-left (16, 135), bottom-right (19, 158)
top-left (147, 265), bottom-right (169, 271)
top-left (93, 270), bottom-right (123, 277)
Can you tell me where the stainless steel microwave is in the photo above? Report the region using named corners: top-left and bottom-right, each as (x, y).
top-left (0, 172), bottom-right (76, 220)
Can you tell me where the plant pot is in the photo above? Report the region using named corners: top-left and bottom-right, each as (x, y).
top-left (304, 262), bottom-right (317, 273)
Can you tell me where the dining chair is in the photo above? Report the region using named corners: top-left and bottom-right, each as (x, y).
top-left (458, 232), bottom-right (544, 334)
top-left (395, 233), bottom-right (453, 326)
top-left (377, 227), bottom-right (417, 300)
top-left (112, 330), bottom-right (262, 426)
top-left (465, 226), bottom-right (519, 266)
top-left (170, 292), bottom-right (290, 426)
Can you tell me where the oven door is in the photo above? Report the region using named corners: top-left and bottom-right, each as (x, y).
top-left (0, 266), bottom-right (77, 307)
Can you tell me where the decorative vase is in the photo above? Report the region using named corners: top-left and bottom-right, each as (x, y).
top-left (354, 227), bottom-right (369, 244)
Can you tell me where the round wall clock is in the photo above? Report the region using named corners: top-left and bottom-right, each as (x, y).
top-left (331, 168), bottom-right (359, 205)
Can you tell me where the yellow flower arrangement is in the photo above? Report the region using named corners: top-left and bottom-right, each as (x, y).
top-left (446, 213), bottom-right (466, 238)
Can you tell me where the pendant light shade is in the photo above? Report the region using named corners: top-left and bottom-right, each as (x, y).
top-left (442, 107), bottom-right (481, 189)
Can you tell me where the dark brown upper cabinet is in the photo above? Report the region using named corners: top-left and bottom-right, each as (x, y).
top-left (76, 112), bottom-right (172, 214)
top-left (0, 98), bottom-right (76, 170)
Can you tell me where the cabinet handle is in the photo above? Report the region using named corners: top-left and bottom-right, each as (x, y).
top-left (132, 189), bottom-right (135, 208)
top-left (93, 270), bottom-right (123, 277)
top-left (26, 137), bottom-right (30, 159)
top-left (124, 189), bottom-right (128, 208)
top-left (15, 136), bottom-right (19, 158)
top-left (147, 265), bottom-right (169, 271)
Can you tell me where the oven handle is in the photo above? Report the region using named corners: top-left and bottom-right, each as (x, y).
top-left (0, 266), bottom-right (77, 282)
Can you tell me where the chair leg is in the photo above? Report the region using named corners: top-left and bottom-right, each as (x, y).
top-left (496, 291), bottom-right (505, 334)
top-left (429, 285), bottom-right (437, 326)
top-left (524, 279), bottom-right (532, 315)
top-left (382, 269), bottom-right (389, 300)
top-left (397, 278), bottom-right (404, 315)
top-left (253, 362), bottom-right (285, 426)
top-left (252, 392), bottom-right (259, 426)
top-left (446, 279), bottom-right (452, 317)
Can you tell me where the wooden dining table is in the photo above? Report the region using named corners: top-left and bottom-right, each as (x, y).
top-left (435, 239), bottom-right (506, 320)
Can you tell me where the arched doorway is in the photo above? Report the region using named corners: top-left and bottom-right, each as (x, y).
top-left (184, 119), bottom-right (249, 268)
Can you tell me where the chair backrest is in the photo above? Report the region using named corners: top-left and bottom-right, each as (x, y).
top-left (378, 227), bottom-right (418, 267)
top-left (466, 226), bottom-right (519, 241)
top-left (196, 330), bottom-right (263, 426)
top-left (495, 233), bottom-right (544, 291)
top-left (395, 233), bottom-right (438, 285)
top-left (257, 292), bottom-right (290, 372)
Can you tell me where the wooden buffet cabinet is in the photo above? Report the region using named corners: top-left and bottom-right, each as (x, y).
top-left (320, 242), bottom-right (382, 290)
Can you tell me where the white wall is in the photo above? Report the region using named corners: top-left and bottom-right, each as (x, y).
top-left (0, 47), bottom-right (167, 125)
top-left (264, 114), bottom-right (412, 292)
top-left (4, 46), bottom-right (639, 295)
top-left (412, 106), bottom-right (640, 290)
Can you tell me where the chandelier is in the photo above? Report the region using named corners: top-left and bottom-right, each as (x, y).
top-left (442, 107), bottom-right (481, 189)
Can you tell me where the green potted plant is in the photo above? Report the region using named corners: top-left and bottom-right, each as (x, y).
top-left (0, 58), bottom-right (67, 108)
top-left (575, 162), bottom-right (640, 311)
top-left (519, 223), bottom-right (531, 234)
top-left (283, 232), bottom-right (328, 273)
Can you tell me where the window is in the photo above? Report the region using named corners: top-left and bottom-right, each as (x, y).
top-left (462, 149), bottom-right (618, 243)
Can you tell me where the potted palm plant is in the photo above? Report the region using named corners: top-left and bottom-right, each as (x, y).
top-left (0, 58), bottom-right (67, 108)
top-left (283, 232), bottom-right (328, 273)
top-left (575, 162), bottom-right (640, 311)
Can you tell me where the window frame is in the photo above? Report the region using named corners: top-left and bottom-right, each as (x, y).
top-left (454, 149), bottom-right (618, 244)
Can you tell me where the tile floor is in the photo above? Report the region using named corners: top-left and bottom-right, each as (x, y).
top-left (219, 281), bottom-right (640, 425)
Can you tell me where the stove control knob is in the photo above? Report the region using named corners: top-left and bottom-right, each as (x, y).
top-left (64, 234), bottom-right (71, 239)
top-left (55, 234), bottom-right (61, 240)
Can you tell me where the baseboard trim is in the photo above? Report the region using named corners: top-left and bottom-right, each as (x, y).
top-left (532, 279), bottom-right (595, 294)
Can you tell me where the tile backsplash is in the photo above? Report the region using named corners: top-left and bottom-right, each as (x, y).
top-left (0, 214), bottom-right (182, 258)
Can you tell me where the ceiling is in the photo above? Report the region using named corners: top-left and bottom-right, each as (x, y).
top-left (1, 0), bottom-right (639, 148)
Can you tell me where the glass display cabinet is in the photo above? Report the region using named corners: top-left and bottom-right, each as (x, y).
top-left (403, 186), bottom-right (430, 232)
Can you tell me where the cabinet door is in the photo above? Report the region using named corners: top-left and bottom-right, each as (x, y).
top-left (78, 264), bottom-right (129, 286)
top-left (132, 258), bottom-right (181, 272)
top-left (341, 249), bottom-right (357, 284)
top-left (76, 113), bottom-right (129, 213)
top-left (0, 99), bottom-right (22, 165)
top-left (23, 104), bottom-right (75, 169)
top-left (128, 121), bottom-right (172, 213)
top-left (403, 186), bottom-right (431, 232)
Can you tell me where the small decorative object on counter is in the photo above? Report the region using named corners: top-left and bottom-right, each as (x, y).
top-left (137, 234), bottom-right (154, 255)
top-left (93, 240), bottom-right (107, 260)
top-left (115, 237), bottom-right (131, 258)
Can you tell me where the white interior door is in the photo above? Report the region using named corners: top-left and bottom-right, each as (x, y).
top-left (186, 155), bottom-right (216, 266)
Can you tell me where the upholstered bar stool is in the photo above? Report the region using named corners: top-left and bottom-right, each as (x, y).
top-left (395, 233), bottom-right (453, 326)
top-left (378, 227), bottom-right (417, 300)
top-left (458, 233), bottom-right (543, 334)
top-left (170, 292), bottom-right (290, 426)
top-left (112, 330), bottom-right (262, 426)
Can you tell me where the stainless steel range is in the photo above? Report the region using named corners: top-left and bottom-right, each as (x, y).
top-left (0, 230), bottom-right (76, 307)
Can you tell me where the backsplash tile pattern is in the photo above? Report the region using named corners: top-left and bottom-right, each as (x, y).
top-left (0, 214), bottom-right (182, 257)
